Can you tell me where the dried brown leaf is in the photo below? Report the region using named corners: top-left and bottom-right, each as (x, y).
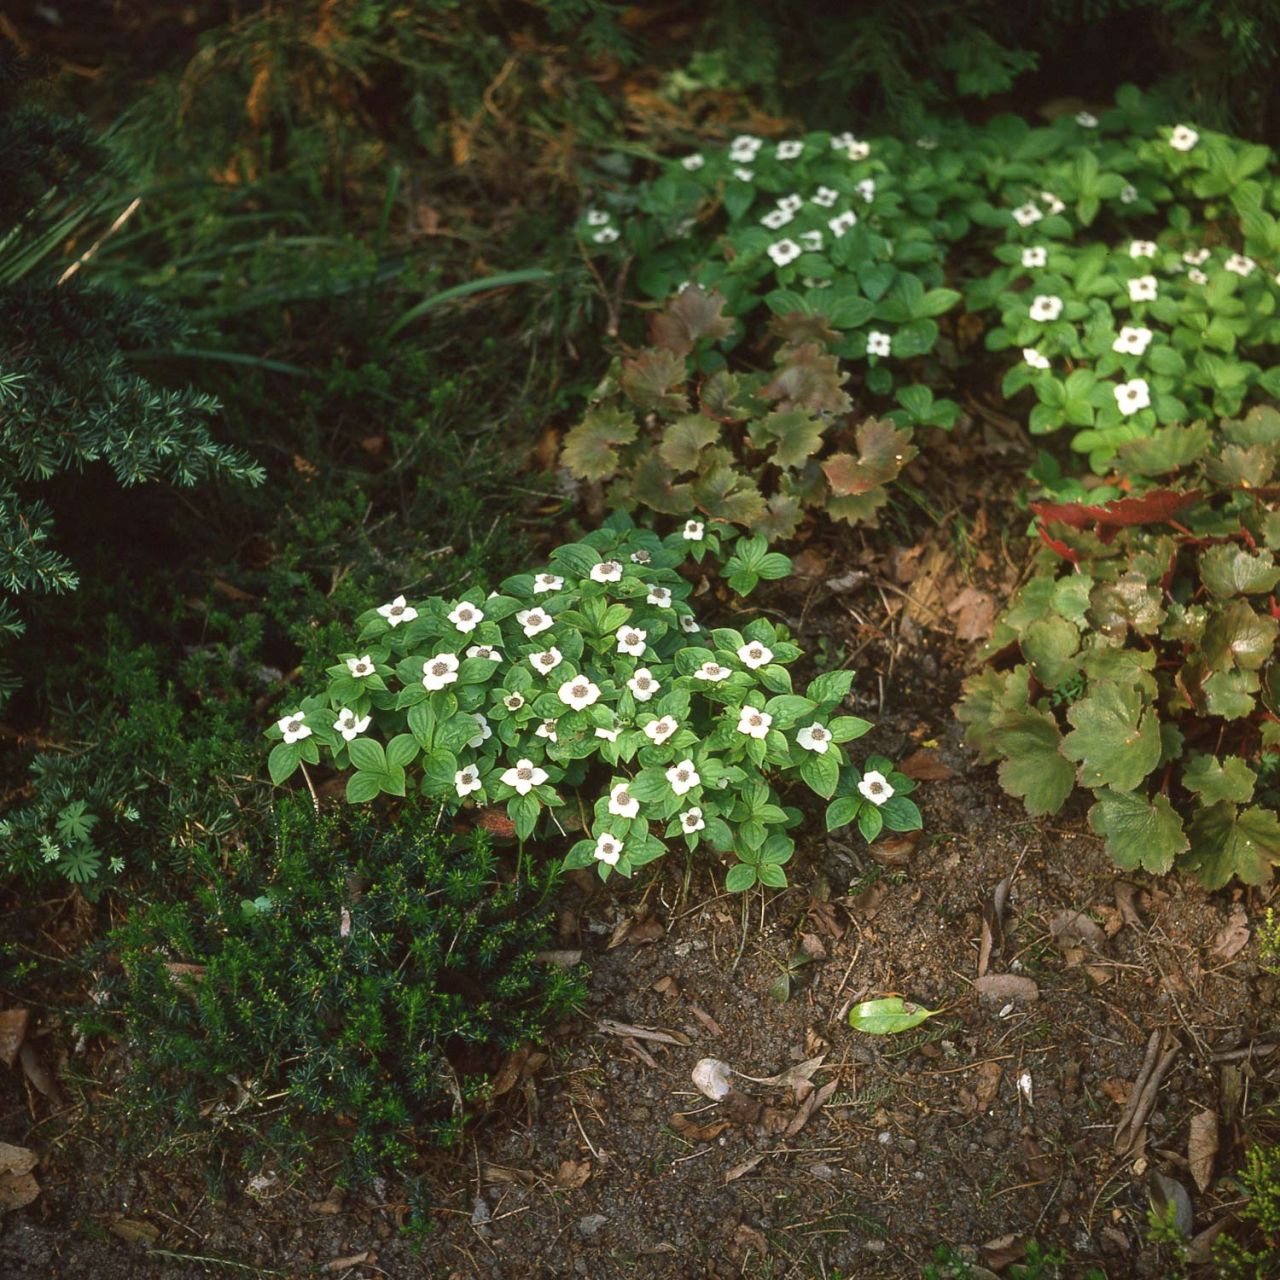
top-left (0, 1009), bottom-right (28, 1069)
top-left (555, 1158), bottom-right (592, 1190)
top-left (899, 750), bottom-right (954, 781)
top-left (1210, 905), bottom-right (1250, 961)
top-left (947, 586), bottom-right (997, 641)
top-left (974, 974), bottom-right (1040, 1004)
top-left (1188, 1109), bottom-right (1219, 1192)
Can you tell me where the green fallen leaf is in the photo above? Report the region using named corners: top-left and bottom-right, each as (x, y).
top-left (848, 997), bottom-right (940, 1035)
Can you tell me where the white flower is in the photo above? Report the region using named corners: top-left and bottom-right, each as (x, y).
top-left (630, 549), bottom-right (652, 565)
top-left (828, 210), bottom-right (858, 238)
top-left (595, 727), bottom-right (619, 743)
top-left (608, 782), bottom-right (639, 818)
top-left (666, 759), bottom-right (701, 796)
top-left (1129, 240), bottom-right (1157, 259)
top-left (683, 519), bottom-right (705, 541)
top-left (586, 209), bottom-right (610, 226)
top-left (848, 141), bottom-right (871, 160)
top-left (590, 560), bottom-right (623, 583)
top-left (1021, 246), bottom-right (1047, 268)
top-left (737, 641), bottom-right (773, 669)
top-left (643, 716), bottom-right (678, 745)
top-left (796, 722), bottom-right (832, 754)
top-left (501, 758), bottom-right (548, 796)
top-left (377, 594), bottom-right (417, 626)
top-left (761, 208), bottom-right (794, 230)
top-left (1226, 254), bottom-right (1257, 277)
top-left (628, 669), bottom-right (660, 702)
top-left (333, 708), bottom-right (371, 742)
top-left (1040, 191), bottom-right (1065, 216)
top-left (422, 653), bottom-right (460, 691)
top-left (831, 131), bottom-right (857, 149)
top-left (647, 586), bottom-right (672, 607)
top-left (1114, 378), bottom-right (1151, 414)
top-left (867, 330), bottom-right (892, 357)
top-left (1113, 325), bottom-right (1153, 356)
top-left (812, 186), bottom-right (839, 207)
top-left (768, 238), bottom-right (802, 267)
top-left (447, 602), bottom-right (483, 633)
top-left (680, 806), bottom-right (706, 833)
top-left (1183, 248), bottom-right (1210, 266)
top-left (679, 615), bottom-right (700, 634)
top-left (467, 713), bottom-right (492, 749)
top-left (1029, 295), bottom-right (1063, 323)
top-left (777, 193), bottom-right (803, 214)
top-left (694, 661), bottom-right (730, 683)
top-left (593, 832), bottom-right (623, 866)
top-left (346, 655), bottom-right (375, 678)
top-left (800, 230), bottom-right (823, 252)
top-left (558, 677), bottom-right (601, 711)
top-left (1187, 267), bottom-right (1208, 285)
top-left (466, 644), bottom-right (502, 662)
top-left (535, 718), bottom-right (557, 743)
top-left (1023, 348), bottom-right (1051, 370)
top-left (516, 607), bottom-right (554, 637)
top-left (736, 706), bottom-right (773, 739)
top-left (733, 167), bottom-right (754, 182)
top-left (593, 227), bottom-right (619, 244)
top-left (530, 647), bottom-right (563, 674)
top-left (1169, 124), bottom-right (1199, 152)
top-left (776, 139), bottom-right (804, 160)
top-left (831, 132), bottom-right (870, 159)
top-left (1128, 275), bottom-right (1158, 302)
top-left (1012, 202), bottom-right (1043, 227)
top-left (503, 691), bottom-right (526, 712)
top-left (681, 153), bottom-right (705, 171)
top-left (729, 134), bottom-right (761, 162)
top-left (277, 712), bottom-right (311, 744)
top-left (1075, 111), bottom-right (1099, 127)
top-left (533, 572), bottom-right (564, 594)
top-left (858, 770), bottom-right (895, 805)
top-left (916, 135), bottom-right (938, 150)
top-left (1119, 183), bottom-right (1138, 204)
top-left (616, 626), bottom-right (647, 657)
top-left (856, 179), bottom-right (876, 203)
top-left (455, 766), bottom-right (483, 798)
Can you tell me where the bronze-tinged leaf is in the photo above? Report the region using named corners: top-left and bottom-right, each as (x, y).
top-left (826, 488), bottom-right (891, 526)
top-left (622, 451), bottom-right (696, 515)
top-left (749, 492), bottom-right (806, 541)
top-left (1030, 488), bottom-right (1204, 535)
top-left (822, 418), bottom-right (916, 497)
top-left (763, 342), bottom-right (852, 414)
top-left (560, 406), bottom-right (638, 481)
top-left (620, 347), bottom-right (690, 414)
top-left (768, 311), bottom-right (840, 347)
top-left (690, 450), bottom-right (767, 525)
top-left (699, 370), bottom-right (756, 422)
top-left (1204, 443), bottom-right (1276, 489)
top-left (648, 287), bottom-right (734, 356)
top-left (659, 414), bottom-right (721, 472)
top-left (748, 409), bottom-right (826, 470)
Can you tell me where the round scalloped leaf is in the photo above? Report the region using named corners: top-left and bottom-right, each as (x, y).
top-left (1183, 803), bottom-right (1280, 889)
top-left (1062, 682), bottom-right (1161, 793)
top-left (1200, 545), bottom-right (1280, 599)
top-left (1088, 789), bottom-right (1187, 874)
top-left (993, 706), bottom-right (1076, 816)
top-left (1182, 754), bottom-right (1257, 805)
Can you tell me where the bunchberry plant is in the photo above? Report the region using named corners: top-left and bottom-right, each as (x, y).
top-left (268, 515), bottom-right (920, 891)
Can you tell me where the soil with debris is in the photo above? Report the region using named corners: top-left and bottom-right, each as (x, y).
top-left (2, 445), bottom-right (1277, 1279)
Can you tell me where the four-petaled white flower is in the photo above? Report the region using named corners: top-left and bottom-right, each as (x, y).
top-left (595, 727), bottom-right (619, 742)
top-left (736, 706), bottom-right (773, 739)
top-left (1076, 111), bottom-right (1099, 127)
top-left (831, 131), bottom-right (857, 149)
top-left (1183, 248), bottom-right (1210, 266)
top-left (737, 641), bottom-right (773, 669)
top-left (1029, 295), bottom-right (1063, 322)
top-left (796, 722), bottom-right (832, 754)
top-left (1023, 348), bottom-right (1051, 370)
top-left (422, 653), bottom-right (460, 691)
top-left (730, 135), bottom-right (761, 162)
top-left (1114, 378), bottom-right (1151, 415)
top-left (812, 186), bottom-right (839, 207)
top-left (333, 708), bottom-right (371, 742)
top-left (1040, 191), bottom-right (1065, 216)
top-left (535, 718), bottom-right (557, 743)
top-left (447, 602), bottom-right (483, 633)
top-left (856, 178), bottom-right (876, 203)
top-left (558, 677), bottom-right (601, 711)
top-left (647, 586), bottom-right (672, 607)
top-left (733, 167), bottom-right (754, 182)
top-left (1187, 267), bottom-right (1208, 285)
top-left (680, 807), bottom-right (705, 833)
top-left (1113, 325), bottom-right (1153, 356)
top-left (516, 607), bottom-right (554, 637)
top-left (346, 655), bottom-right (375, 678)
top-left (867, 330), bottom-right (892, 357)
top-left (590, 560), bottom-right (623, 583)
top-left (683, 519), bottom-right (705, 541)
top-left (530, 647), bottom-right (563, 674)
top-left (1021, 246), bottom-right (1047, 268)
top-left (800, 230), bottom-right (823, 252)
top-left (768, 238), bottom-right (802, 267)
top-left (628, 669), bottom-right (659, 702)
top-left (377, 594), bottom-right (417, 626)
top-left (608, 782), bottom-right (639, 818)
top-left (1129, 240), bottom-right (1157, 259)
top-left (666, 759), bottom-right (701, 796)
top-left (593, 227), bottom-right (619, 244)
top-left (586, 209), bottom-right (609, 226)
top-left (593, 832), bottom-right (623, 866)
top-left (777, 194), bottom-right (803, 214)
top-left (643, 716), bottom-right (678, 745)
top-left (1128, 275), bottom-right (1158, 302)
top-left (1226, 253), bottom-right (1257, 277)
top-left (681, 153), bottom-right (705, 171)
top-left (1119, 183), bottom-right (1138, 204)
top-left (501, 758), bottom-right (547, 795)
top-left (680, 615), bottom-right (700, 634)
top-left (761, 208), bottom-right (794, 230)
top-left (503, 692), bottom-right (526, 712)
top-left (533, 572), bottom-right (564, 594)
top-left (694, 661), bottom-right (730, 683)
top-left (455, 765), bottom-right (483, 798)
top-left (617, 626), bottom-right (647, 657)
top-left (630, 549), bottom-right (652, 565)
top-left (828, 210), bottom-right (858, 237)
top-left (776, 139), bottom-right (804, 160)
top-left (467, 713), bottom-right (492, 749)
top-left (916, 135), bottom-right (938, 150)
top-left (1169, 124), bottom-right (1199, 152)
top-left (466, 644), bottom-right (502, 662)
top-left (1012, 202), bottom-right (1043, 227)
top-left (858, 770), bottom-right (895, 805)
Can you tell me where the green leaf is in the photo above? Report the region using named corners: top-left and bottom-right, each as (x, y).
top-left (749, 409), bottom-right (826, 469)
top-left (1184, 803), bottom-right (1280, 888)
top-left (1203, 599), bottom-right (1278, 672)
top-left (1199, 546), bottom-right (1280, 599)
top-left (561, 405), bottom-right (638, 481)
top-left (1021, 616), bottom-right (1080, 689)
top-left (386, 734), bottom-right (420, 769)
top-left (346, 771), bottom-right (382, 804)
top-left (1062, 683), bottom-right (1161, 793)
top-left (659, 414), bottom-right (721, 471)
top-left (347, 738), bottom-right (387, 773)
top-left (758, 863), bottom-right (788, 889)
top-left (510, 793), bottom-right (540, 842)
top-left (848, 997), bottom-right (939, 1035)
top-left (1182, 754), bottom-right (1257, 805)
top-left (825, 795), bottom-right (860, 831)
top-left (420, 748), bottom-right (459, 792)
top-left (268, 741), bottom-right (301, 786)
top-left (857, 803), bottom-right (883, 843)
top-left (1088, 789), bottom-right (1187, 875)
top-left (879, 795), bottom-right (922, 832)
top-left (725, 863), bottom-right (758, 892)
top-left (800, 749), bottom-right (840, 798)
top-left (806, 670), bottom-right (855, 705)
top-left (993, 707), bottom-right (1075, 816)
top-left (829, 716), bottom-right (872, 743)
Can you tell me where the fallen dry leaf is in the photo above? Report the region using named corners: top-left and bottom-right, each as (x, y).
top-left (1050, 910), bottom-right (1107, 952)
top-left (785, 1080), bottom-right (838, 1138)
top-left (978, 876), bottom-right (1012, 979)
top-left (0, 1144), bottom-right (39, 1212)
top-left (489, 1045), bottom-right (547, 1098)
top-left (324, 1253), bottom-right (374, 1274)
top-left (534, 949), bottom-right (582, 968)
top-left (1188, 1109), bottom-right (1219, 1192)
top-left (974, 973), bottom-right (1040, 1004)
top-left (109, 1218), bottom-right (160, 1246)
top-left (597, 1019), bottom-right (690, 1046)
top-left (670, 1113), bottom-right (731, 1142)
top-left (691, 1058), bottom-right (734, 1100)
top-left (1114, 881), bottom-right (1144, 930)
top-left (608, 912), bottom-right (665, 948)
top-left (688, 1004), bottom-right (723, 1037)
top-left (947, 585), bottom-right (997, 641)
top-left (723, 1155), bottom-right (763, 1184)
top-left (899, 749), bottom-right (954, 781)
top-left (973, 1061), bottom-right (1002, 1112)
top-left (555, 1158), bottom-right (592, 1190)
top-left (1210, 906), bottom-right (1250, 962)
top-left (0, 1009), bottom-right (28, 1069)
top-left (19, 1044), bottom-right (62, 1104)
top-left (652, 975), bottom-right (681, 1001)
top-left (981, 1232), bottom-right (1027, 1270)
top-left (867, 832), bottom-right (920, 868)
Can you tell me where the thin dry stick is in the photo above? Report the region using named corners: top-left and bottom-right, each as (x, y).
top-left (58, 197), bottom-right (143, 284)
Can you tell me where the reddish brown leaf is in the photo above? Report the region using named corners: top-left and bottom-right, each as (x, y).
top-left (648, 287), bottom-right (734, 356)
top-left (823, 419), bottom-right (916, 497)
top-left (1030, 488), bottom-right (1204, 533)
top-left (899, 750), bottom-right (953, 781)
top-left (0, 1009), bottom-right (28, 1069)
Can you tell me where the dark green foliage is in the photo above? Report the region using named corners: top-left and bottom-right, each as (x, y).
top-left (106, 803), bottom-right (583, 1192)
top-left (1215, 1140), bottom-right (1280, 1277)
top-left (924, 1239), bottom-right (1105, 1278)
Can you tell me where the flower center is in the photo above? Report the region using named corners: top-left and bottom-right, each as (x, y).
top-left (573, 684), bottom-right (587, 698)
top-left (431, 661), bottom-right (448, 676)
top-left (287, 719), bottom-right (301, 732)
top-left (749, 714), bottom-right (763, 726)
top-left (517, 766), bottom-right (532, 781)
top-left (616, 790), bottom-right (632, 806)
top-left (390, 604), bottom-right (403, 616)
top-left (458, 607), bottom-right (473, 619)
top-left (811, 728), bottom-right (827, 741)
top-left (634, 551), bottom-right (650, 564)
top-left (677, 770), bottom-right (689, 783)
top-left (637, 677), bottom-right (650, 689)
top-left (869, 781), bottom-right (884, 794)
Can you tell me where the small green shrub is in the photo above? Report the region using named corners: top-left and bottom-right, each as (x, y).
top-left (269, 513), bottom-right (920, 892)
top-left (560, 287), bottom-right (918, 537)
top-left (957, 407), bottom-right (1280, 888)
top-left (108, 802), bottom-right (583, 1196)
top-left (1215, 1141), bottom-right (1280, 1278)
top-left (924, 1240), bottom-right (1105, 1279)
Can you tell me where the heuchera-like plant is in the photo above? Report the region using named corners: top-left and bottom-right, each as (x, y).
top-left (267, 516), bottom-right (920, 891)
top-left (560, 286), bottom-right (918, 539)
top-left (957, 408), bottom-right (1280, 889)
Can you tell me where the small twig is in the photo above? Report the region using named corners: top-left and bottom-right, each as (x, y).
top-left (58, 197), bottom-right (143, 284)
top-left (298, 761), bottom-right (321, 815)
